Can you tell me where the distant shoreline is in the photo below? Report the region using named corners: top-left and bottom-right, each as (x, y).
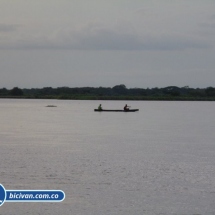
top-left (1, 85), bottom-right (215, 101)
top-left (0, 95), bottom-right (215, 101)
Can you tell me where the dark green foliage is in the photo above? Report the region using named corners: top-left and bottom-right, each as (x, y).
top-left (9, 87), bottom-right (24, 96)
top-left (1, 85), bottom-right (215, 100)
top-left (205, 87), bottom-right (215, 96)
top-left (112, 84), bottom-right (128, 95)
top-left (0, 88), bottom-right (9, 95)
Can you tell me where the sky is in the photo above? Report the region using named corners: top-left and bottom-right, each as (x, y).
top-left (0, 0), bottom-right (215, 89)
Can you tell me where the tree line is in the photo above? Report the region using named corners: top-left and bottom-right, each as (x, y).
top-left (0, 85), bottom-right (215, 100)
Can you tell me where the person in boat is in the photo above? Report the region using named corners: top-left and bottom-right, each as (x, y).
top-left (124, 104), bottom-right (130, 111)
top-left (98, 104), bottom-right (102, 110)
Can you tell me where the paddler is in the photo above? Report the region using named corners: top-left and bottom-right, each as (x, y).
top-left (124, 104), bottom-right (130, 111)
top-left (98, 104), bottom-right (102, 110)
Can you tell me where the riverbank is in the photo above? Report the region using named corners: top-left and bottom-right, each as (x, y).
top-left (0, 95), bottom-right (215, 101)
top-left (1, 85), bottom-right (215, 101)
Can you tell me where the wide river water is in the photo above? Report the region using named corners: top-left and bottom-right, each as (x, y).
top-left (0, 99), bottom-right (215, 215)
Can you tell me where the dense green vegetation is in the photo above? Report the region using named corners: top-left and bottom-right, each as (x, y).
top-left (0, 85), bottom-right (215, 100)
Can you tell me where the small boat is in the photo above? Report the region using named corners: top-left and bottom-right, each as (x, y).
top-left (94, 109), bottom-right (139, 112)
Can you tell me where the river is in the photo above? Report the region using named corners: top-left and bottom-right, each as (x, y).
top-left (0, 99), bottom-right (215, 215)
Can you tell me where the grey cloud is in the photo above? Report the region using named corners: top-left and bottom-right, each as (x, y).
top-left (198, 14), bottom-right (215, 30)
top-left (141, 34), bottom-right (209, 51)
top-left (59, 24), bottom-right (209, 51)
top-left (0, 24), bottom-right (19, 32)
top-left (0, 23), bottom-right (209, 51)
top-left (199, 22), bottom-right (215, 29)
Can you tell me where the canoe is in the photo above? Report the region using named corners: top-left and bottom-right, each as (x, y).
top-left (94, 109), bottom-right (139, 112)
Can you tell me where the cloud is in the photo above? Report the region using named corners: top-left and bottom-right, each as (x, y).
top-left (53, 23), bottom-right (209, 51)
top-left (0, 24), bottom-right (19, 32)
top-left (62, 24), bottom-right (144, 50)
top-left (0, 22), bottom-right (209, 51)
top-left (140, 33), bottom-right (209, 51)
top-left (199, 22), bottom-right (215, 30)
top-left (197, 16), bottom-right (215, 38)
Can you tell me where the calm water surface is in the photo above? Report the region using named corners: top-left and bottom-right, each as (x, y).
top-left (0, 99), bottom-right (215, 215)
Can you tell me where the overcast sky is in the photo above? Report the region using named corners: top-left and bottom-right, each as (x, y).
top-left (0, 0), bottom-right (215, 89)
